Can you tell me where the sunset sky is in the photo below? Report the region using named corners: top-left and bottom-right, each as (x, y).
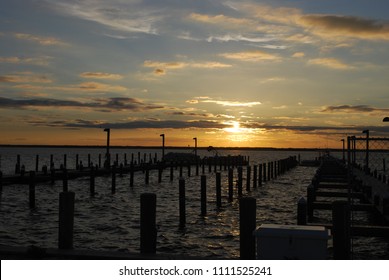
top-left (1, 0), bottom-right (389, 148)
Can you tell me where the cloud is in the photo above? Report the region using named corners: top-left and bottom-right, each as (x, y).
top-left (307, 58), bottom-right (354, 70)
top-left (299, 15), bottom-right (389, 41)
top-left (195, 97), bottom-right (261, 107)
top-left (143, 60), bottom-right (231, 75)
top-left (0, 96), bottom-right (164, 112)
top-left (13, 33), bottom-right (68, 46)
top-left (48, 0), bottom-right (162, 35)
top-left (207, 34), bottom-right (276, 43)
top-left (28, 118), bottom-right (228, 130)
top-left (79, 72), bottom-right (123, 80)
top-left (321, 105), bottom-right (389, 114)
top-left (189, 13), bottom-right (255, 27)
top-left (219, 50), bottom-right (280, 62)
top-left (292, 52), bottom-right (305, 58)
top-left (0, 72), bottom-right (53, 83)
top-left (0, 56), bottom-right (53, 66)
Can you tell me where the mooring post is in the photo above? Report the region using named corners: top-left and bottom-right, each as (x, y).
top-left (216, 172), bottom-right (222, 208)
top-left (258, 164), bottom-right (262, 186)
top-left (88, 154), bottom-right (91, 168)
top-left (112, 166), bottom-right (116, 194)
top-left (263, 163), bottom-right (267, 182)
top-left (179, 178), bottom-right (186, 227)
top-left (253, 165), bottom-right (257, 188)
top-left (76, 154), bottom-right (79, 170)
top-left (90, 167), bottom-right (95, 196)
top-left (238, 166), bottom-right (243, 196)
top-left (15, 154), bottom-right (21, 174)
top-left (297, 197), bottom-right (307, 225)
top-left (130, 163), bottom-right (134, 187)
top-left (228, 168), bottom-right (234, 202)
top-left (63, 154), bottom-right (67, 169)
top-left (179, 164), bottom-right (183, 177)
top-left (246, 166), bottom-right (251, 191)
top-left (29, 171), bottom-right (36, 208)
top-left (140, 193), bottom-right (157, 254)
top-left (62, 169), bottom-right (68, 192)
top-left (35, 155), bottom-right (39, 172)
top-left (58, 191), bottom-right (75, 249)
top-left (201, 175), bottom-right (207, 216)
top-left (145, 165), bottom-right (149, 184)
top-left (332, 201), bottom-right (350, 260)
top-left (239, 197), bottom-right (256, 260)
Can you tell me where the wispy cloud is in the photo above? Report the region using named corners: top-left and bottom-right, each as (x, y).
top-left (220, 50), bottom-right (280, 62)
top-left (0, 96), bottom-right (164, 112)
top-left (299, 15), bottom-right (389, 41)
top-left (0, 72), bottom-right (53, 83)
top-left (0, 56), bottom-right (53, 66)
top-left (321, 105), bottom-right (389, 114)
top-left (80, 72), bottom-right (123, 80)
top-left (308, 58), bottom-right (354, 70)
top-left (143, 60), bottom-right (231, 75)
top-left (191, 97), bottom-right (261, 107)
top-left (189, 12), bottom-right (255, 27)
top-left (13, 33), bottom-right (68, 46)
top-left (48, 0), bottom-right (163, 35)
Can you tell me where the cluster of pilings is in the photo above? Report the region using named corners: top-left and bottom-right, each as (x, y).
top-left (297, 155), bottom-right (389, 259)
top-left (0, 154), bottom-right (299, 259)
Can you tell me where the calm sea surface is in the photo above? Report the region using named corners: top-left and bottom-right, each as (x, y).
top-left (0, 147), bottom-right (388, 259)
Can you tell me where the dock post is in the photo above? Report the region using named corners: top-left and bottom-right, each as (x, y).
top-left (297, 197), bottom-right (307, 225)
top-left (246, 166), bottom-right (251, 191)
top-left (307, 184), bottom-right (315, 222)
top-left (228, 168), bottom-right (233, 202)
top-left (332, 201), bottom-right (350, 260)
top-left (253, 165), bottom-right (257, 188)
top-left (258, 164), bottom-right (262, 186)
top-left (140, 193), bottom-right (157, 254)
top-left (179, 178), bottom-right (186, 228)
top-left (112, 166), bottom-right (116, 194)
top-left (90, 167), bottom-right (95, 196)
top-left (238, 166), bottom-right (243, 196)
top-left (201, 175), bottom-right (207, 216)
top-left (63, 154), bottom-right (67, 169)
top-left (62, 169), bottom-right (68, 192)
top-left (263, 163), bottom-right (267, 182)
top-left (130, 164), bottom-right (134, 187)
top-left (239, 197), bottom-right (256, 260)
top-left (29, 171), bottom-right (36, 209)
top-left (158, 166), bottom-right (162, 183)
top-left (35, 155), bottom-right (39, 172)
top-left (15, 155), bottom-right (21, 174)
top-left (58, 191), bottom-right (75, 249)
top-left (216, 172), bottom-right (222, 208)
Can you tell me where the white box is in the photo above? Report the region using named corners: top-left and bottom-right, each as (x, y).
top-left (255, 224), bottom-right (329, 260)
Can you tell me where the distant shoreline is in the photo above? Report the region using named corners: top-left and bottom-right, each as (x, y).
top-left (0, 144), bottom-right (340, 152)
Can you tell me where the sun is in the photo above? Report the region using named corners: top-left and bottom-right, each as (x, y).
top-left (224, 121), bottom-right (242, 133)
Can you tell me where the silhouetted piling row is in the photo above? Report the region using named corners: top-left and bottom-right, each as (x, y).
top-left (301, 154), bottom-right (389, 259)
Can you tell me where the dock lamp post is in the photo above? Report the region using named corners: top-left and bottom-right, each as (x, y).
top-left (362, 129), bottom-right (369, 174)
top-left (160, 134), bottom-right (165, 161)
top-left (193, 137), bottom-right (198, 175)
top-left (104, 128), bottom-right (111, 168)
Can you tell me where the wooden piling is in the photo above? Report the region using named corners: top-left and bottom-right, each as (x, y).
top-left (15, 155), bottom-right (21, 174)
top-left (62, 169), bottom-right (68, 192)
top-left (263, 163), bottom-right (267, 182)
top-left (130, 164), bottom-right (134, 187)
top-left (216, 172), bottom-right (222, 208)
top-left (58, 191), bottom-right (75, 249)
top-left (35, 155), bottom-right (39, 172)
top-left (297, 197), bottom-right (307, 225)
top-left (158, 167), bottom-right (162, 183)
top-left (246, 166), bottom-right (251, 191)
top-left (228, 168), bottom-right (233, 202)
top-left (201, 175), bottom-right (207, 216)
top-left (63, 154), bottom-right (67, 169)
top-left (253, 165), bottom-right (257, 188)
top-left (239, 197), bottom-right (256, 260)
top-left (179, 178), bottom-right (186, 227)
top-left (112, 166), bottom-right (116, 194)
top-left (258, 164), bottom-right (262, 186)
top-left (307, 184), bottom-right (315, 222)
top-left (332, 201), bottom-right (350, 259)
top-left (140, 193), bottom-right (157, 254)
top-left (238, 166), bottom-right (243, 196)
top-left (90, 167), bottom-right (95, 196)
top-left (29, 171), bottom-right (36, 208)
